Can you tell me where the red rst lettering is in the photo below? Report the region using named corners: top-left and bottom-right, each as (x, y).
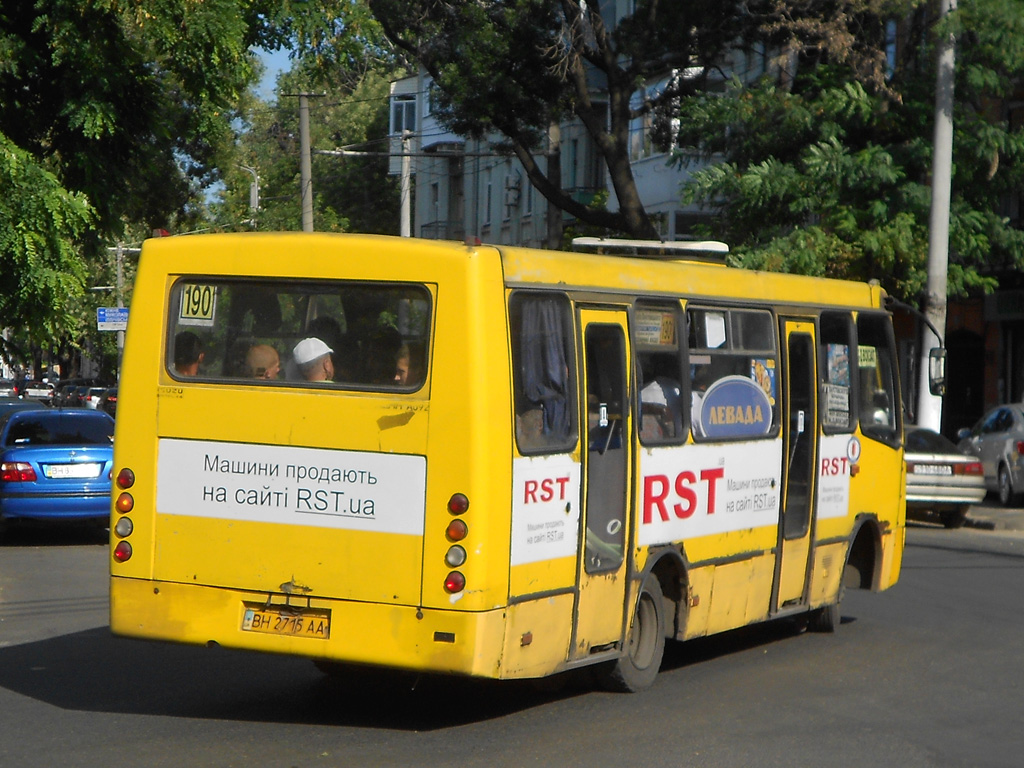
top-left (673, 471), bottom-right (697, 518)
top-left (524, 480), bottom-right (538, 504)
top-left (643, 474), bottom-right (670, 524)
top-left (701, 467), bottom-right (725, 514)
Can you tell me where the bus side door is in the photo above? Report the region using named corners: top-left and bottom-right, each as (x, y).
top-left (774, 319), bottom-right (818, 610)
top-left (572, 309), bottom-right (632, 657)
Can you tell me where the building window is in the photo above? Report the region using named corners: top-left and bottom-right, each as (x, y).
top-left (390, 96), bottom-right (416, 136)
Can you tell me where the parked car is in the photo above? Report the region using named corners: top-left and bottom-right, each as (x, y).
top-left (98, 387), bottom-right (117, 419)
top-left (0, 408), bottom-right (114, 535)
top-left (67, 385), bottom-right (92, 408)
top-left (905, 426), bottom-right (985, 528)
top-left (84, 387), bottom-right (107, 409)
top-left (957, 403), bottom-right (1024, 506)
top-left (0, 380), bottom-right (19, 398)
top-left (52, 378), bottom-right (105, 407)
top-left (20, 380), bottom-right (55, 404)
top-left (0, 398), bottom-right (47, 419)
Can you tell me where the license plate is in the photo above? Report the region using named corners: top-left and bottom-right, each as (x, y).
top-left (913, 464), bottom-right (953, 476)
top-left (44, 463), bottom-right (101, 479)
top-left (241, 607), bottom-right (331, 639)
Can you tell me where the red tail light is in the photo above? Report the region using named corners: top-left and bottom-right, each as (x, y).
top-left (1017, 442), bottom-right (1024, 456)
top-left (444, 571), bottom-right (466, 593)
top-left (1, 462), bottom-right (36, 482)
top-left (956, 462), bottom-right (984, 476)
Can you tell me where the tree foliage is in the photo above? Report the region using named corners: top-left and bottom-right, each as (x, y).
top-left (675, 0), bottom-right (1024, 302)
top-left (0, 0), bottom-right (392, 372)
top-left (369, 0), bottom-right (755, 239)
top-left (214, 64), bottom-right (400, 235)
top-left (0, 133), bottom-right (92, 364)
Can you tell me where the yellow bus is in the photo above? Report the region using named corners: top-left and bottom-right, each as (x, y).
top-left (110, 233), bottom-right (912, 691)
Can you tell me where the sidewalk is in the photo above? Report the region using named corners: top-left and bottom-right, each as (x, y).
top-left (964, 499), bottom-right (1024, 533)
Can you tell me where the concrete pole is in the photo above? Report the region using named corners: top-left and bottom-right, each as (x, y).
top-left (299, 94), bottom-right (314, 232)
top-left (115, 243), bottom-right (124, 382)
top-left (917, 0), bottom-right (956, 431)
top-left (401, 131), bottom-right (412, 237)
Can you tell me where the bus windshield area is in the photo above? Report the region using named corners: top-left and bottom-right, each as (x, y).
top-left (167, 279), bottom-right (431, 391)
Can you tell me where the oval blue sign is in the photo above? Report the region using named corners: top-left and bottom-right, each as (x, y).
top-left (698, 375), bottom-right (773, 439)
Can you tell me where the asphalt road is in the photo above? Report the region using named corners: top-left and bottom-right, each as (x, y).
top-left (2, 517), bottom-right (1024, 768)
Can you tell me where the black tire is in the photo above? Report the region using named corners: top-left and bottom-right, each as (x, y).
top-left (941, 507), bottom-right (968, 529)
top-left (599, 578), bottom-right (666, 692)
top-left (998, 464), bottom-right (1020, 507)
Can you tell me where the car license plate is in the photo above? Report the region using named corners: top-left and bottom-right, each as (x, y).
top-left (241, 606), bottom-right (331, 639)
top-left (44, 463), bottom-right (102, 479)
top-left (913, 464), bottom-right (953, 476)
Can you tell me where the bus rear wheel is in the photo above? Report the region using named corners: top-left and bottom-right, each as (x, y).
top-left (599, 579), bottom-right (665, 692)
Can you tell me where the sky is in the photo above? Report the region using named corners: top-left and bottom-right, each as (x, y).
top-left (256, 47), bottom-right (292, 100)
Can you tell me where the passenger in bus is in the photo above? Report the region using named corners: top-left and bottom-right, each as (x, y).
top-left (690, 365), bottom-right (715, 438)
top-left (307, 316), bottom-right (345, 381)
top-left (639, 376), bottom-right (683, 440)
top-left (394, 343), bottom-right (425, 386)
top-left (365, 327), bottom-right (403, 384)
top-left (173, 331), bottom-right (205, 376)
top-left (244, 344), bottom-right (281, 380)
top-left (293, 337), bottom-right (334, 382)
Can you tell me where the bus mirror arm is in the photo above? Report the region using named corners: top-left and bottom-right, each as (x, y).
top-left (884, 295), bottom-right (946, 396)
top-left (928, 348), bottom-right (947, 397)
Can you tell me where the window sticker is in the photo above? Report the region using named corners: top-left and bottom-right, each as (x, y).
top-left (178, 284), bottom-right (217, 327)
top-left (750, 358), bottom-right (776, 404)
top-left (635, 309), bottom-right (677, 347)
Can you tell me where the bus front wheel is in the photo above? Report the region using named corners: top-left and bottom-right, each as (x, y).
top-left (599, 579), bottom-right (666, 692)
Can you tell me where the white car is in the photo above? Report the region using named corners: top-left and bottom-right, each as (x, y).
top-left (957, 404), bottom-right (1024, 506)
top-left (906, 426), bottom-right (985, 528)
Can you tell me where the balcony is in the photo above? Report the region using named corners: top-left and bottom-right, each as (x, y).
top-left (420, 220), bottom-right (466, 242)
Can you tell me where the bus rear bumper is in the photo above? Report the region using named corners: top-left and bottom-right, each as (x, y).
top-left (110, 576), bottom-right (518, 679)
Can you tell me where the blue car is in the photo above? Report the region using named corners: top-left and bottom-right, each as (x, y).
top-left (0, 408), bottom-right (113, 534)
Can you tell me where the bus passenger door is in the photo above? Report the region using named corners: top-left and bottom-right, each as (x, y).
top-left (774, 320), bottom-right (818, 610)
top-left (572, 309), bottom-right (631, 658)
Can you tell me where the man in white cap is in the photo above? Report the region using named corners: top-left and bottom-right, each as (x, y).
top-left (293, 337), bottom-right (334, 382)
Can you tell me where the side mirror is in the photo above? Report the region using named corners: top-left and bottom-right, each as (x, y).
top-left (956, 427), bottom-right (972, 442)
top-left (928, 348), bottom-right (946, 397)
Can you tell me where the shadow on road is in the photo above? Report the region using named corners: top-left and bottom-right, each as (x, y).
top-left (0, 522), bottom-right (108, 548)
top-left (0, 626), bottom-right (586, 729)
top-left (0, 611), bottom-right (828, 730)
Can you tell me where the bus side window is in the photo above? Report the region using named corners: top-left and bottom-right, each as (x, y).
top-left (687, 307), bottom-right (778, 440)
top-left (856, 313), bottom-right (901, 446)
top-left (635, 303), bottom-right (685, 445)
top-left (510, 292), bottom-right (578, 454)
top-left (820, 312), bottom-right (855, 433)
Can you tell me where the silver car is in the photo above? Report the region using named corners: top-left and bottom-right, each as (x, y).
top-left (906, 426), bottom-right (985, 528)
top-left (957, 404), bottom-right (1024, 506)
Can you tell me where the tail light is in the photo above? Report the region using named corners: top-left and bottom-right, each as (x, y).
top-left (113, 466), bottom-right (135, 558)
top-left (956, 462), bottom-right (983, 476)
top-left (1017, 442), bottom-right (1024, 456)
top-left (444, 571), bottom-right (466, 593)
top-left (444, 493), bottom-right (469, 593)
top-left (2, 462), bottom-right (36, 482)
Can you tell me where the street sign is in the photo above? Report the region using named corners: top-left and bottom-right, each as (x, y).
top-left (97, 307), bottom-right (129, 331)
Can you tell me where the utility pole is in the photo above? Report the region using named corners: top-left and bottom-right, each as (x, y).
top-left (284, 93), bottom-right (324, 232)
top-left (917, 0), bottom-right (957, 431)
top-left (239, 165), bottom-right (260, 229)
top-left (401, 131), bottom-right (412, 237)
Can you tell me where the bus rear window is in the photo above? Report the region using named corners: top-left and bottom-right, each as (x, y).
top-left (167, 280), bottom-right (431, 390)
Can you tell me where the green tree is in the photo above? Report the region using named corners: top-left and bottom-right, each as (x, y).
top-left (0, 134), bottom-right (92, 366)
top-left (214, 64), bottom-right (400, 235)
top-left (368, 0), bottom-right (759, 240)
top-left (674, 0), bottom-right (1024, 302)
